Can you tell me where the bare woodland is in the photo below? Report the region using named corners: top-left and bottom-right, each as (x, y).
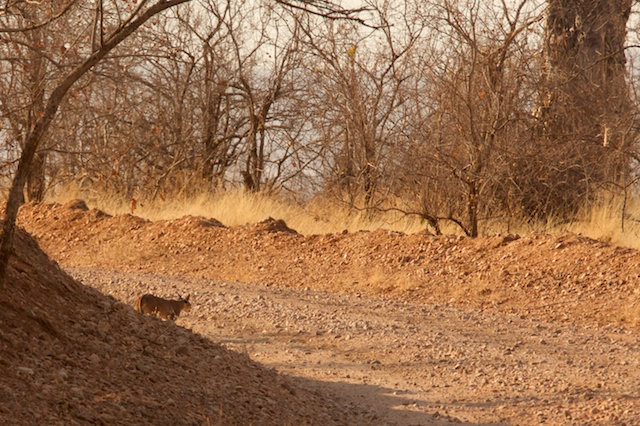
top-left (0, 0), bottom-right (638, 267)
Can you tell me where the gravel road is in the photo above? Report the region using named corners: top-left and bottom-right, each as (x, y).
top-left (68, 267), bottom-right (640, 425)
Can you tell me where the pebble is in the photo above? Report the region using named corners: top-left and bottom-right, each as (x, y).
top-left (17, 367), bottom-right (34, 376)
top-left (70, 386), bottom-right (84, 399)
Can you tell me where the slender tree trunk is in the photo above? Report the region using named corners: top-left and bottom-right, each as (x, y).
top-left (244, 118), bottom-right (260, 192)
top-left (466, 179), bottom-right (478, 238)
top-left (26, 151), bottom-right (47, 202)
top-left (23, 23), bottom-right (48, 203)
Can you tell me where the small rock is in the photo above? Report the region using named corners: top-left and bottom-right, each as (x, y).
top-left (135, 362), bottom-right (151, 374)
top-left (98, 300), bottom-right (112, 312)
top-left (98, 413), bottom-right (117, 424)
top-left (175, 346), bottom-right (189, 356)
top-left (70, 386), bottom-right (84, 399)
top-left (17, 367), bottom-right (34, 377)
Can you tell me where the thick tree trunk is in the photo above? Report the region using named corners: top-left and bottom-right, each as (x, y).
top-left (533, 0), bottom-right (632, 216)
top-left (0, 121), bottom-right (50, 283)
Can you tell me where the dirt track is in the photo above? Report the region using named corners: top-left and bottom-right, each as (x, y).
top-left (14, 200), bottom-right (640, 425)
top-left (67, 266), bottom-right (640, 425)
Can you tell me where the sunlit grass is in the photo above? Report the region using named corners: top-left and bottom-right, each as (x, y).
top-left (560, 196), bottom-right (640, 250)
top-left (45, 185), bottom-right (427, 235)
top-left (44, 183), bottom-right (640, 248)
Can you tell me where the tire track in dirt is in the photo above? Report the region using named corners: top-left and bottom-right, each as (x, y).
top-left (69, 267), bottom-right (640, 425)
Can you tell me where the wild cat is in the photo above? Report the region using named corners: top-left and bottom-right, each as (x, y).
top-left (136, 294), bottom-right (192, 320)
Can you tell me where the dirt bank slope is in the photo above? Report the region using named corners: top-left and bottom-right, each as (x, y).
top-left (18, 200), bottom-right (640, 330)
top-left (0, 221), bottom-right (367, 425)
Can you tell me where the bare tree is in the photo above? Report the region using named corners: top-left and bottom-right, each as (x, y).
top-left (296, 0), bottom-right (422, 207)
top-left (225, 3), bottom-right (303, 192)
top-left (47, 1), bottom-right (245, 201)
top-left (0, 1), bottom-right (71, 202)
top-left (389, 0), bottom-right (543, 236)
top-left (0, 0), bottom-right (191, 283)
top-left (31, 0), bottom-right (320, 201)
top-left (196, 0), bottom-right (242, 187)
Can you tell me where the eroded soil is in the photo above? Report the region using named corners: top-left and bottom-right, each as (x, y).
top-left (9, 200), bottom-right (640, 425)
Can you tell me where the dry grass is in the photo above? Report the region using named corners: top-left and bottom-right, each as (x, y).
top-left (45, 186), bottom-right (427, 236)
top-left (554, 196), bottom-right (640, 250)
top-left (45, 185), bottom-right (640, 248)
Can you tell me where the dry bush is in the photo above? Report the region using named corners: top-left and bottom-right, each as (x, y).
top-left (6, 1), bottom-right (640, 248)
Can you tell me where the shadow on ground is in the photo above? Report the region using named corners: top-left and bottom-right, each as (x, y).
top-left (290, 374), bottom-right (507, 426)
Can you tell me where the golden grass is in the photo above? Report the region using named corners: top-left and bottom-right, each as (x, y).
top-left (45, 186), bottom-right (427, 235)
top-left (45, 184), bottom-right (640, 248)
top-left (555, 196), bottom-right (640, 250)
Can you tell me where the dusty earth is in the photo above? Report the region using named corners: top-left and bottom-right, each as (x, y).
top-left (4, 199), bottom-right (640, 424)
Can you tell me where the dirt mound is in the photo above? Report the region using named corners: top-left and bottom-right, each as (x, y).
top-left (250, 217), bottom-right (299, 235)
top-left (167, 215), bottom-right (226, 229)
top-left (0, 219), bottom-right (365, 424)
top-left (18, 201), bottom-right (640, 330)
top-left (65, 198), bottom-right (89, 211)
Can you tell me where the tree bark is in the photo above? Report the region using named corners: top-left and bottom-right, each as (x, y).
top-left (534, 0), bottom-right (632, 216)
top-left (26, 151), bottom-right (47, 202)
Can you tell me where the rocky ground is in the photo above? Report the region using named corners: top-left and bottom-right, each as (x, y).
top-left (7, 199), bottom-right (640, 425)
top-left (0, 227), bottom-right (369, 425)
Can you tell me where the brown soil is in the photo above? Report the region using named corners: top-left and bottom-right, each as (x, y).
top-left (0, 217), bottom-right (366, 425)
top-left (6, 200), bottom-right (640, 424)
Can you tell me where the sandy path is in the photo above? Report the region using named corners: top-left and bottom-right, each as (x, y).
top-left (68, 267), bottom-right (640, 425)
